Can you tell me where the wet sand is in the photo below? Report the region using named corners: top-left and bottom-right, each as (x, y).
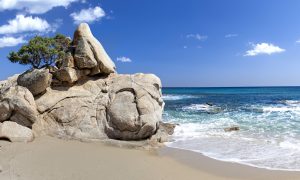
top-left (0, 136), bottom-right (300, 180)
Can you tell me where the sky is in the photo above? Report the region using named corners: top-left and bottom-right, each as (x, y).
top-left (1, 0), bottom-right (300, 87)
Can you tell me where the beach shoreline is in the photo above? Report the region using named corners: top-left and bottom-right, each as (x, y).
top-left (159, 146), bottom-right (300, 180)
top-left (1, 136), bottom-right (300, 180)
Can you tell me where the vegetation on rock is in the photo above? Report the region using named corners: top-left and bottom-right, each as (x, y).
top-left (7, 34), bottom-right (71, 69)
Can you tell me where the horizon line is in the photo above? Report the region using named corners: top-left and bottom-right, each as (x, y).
top-left (163, 85), bottom-right (300, 88)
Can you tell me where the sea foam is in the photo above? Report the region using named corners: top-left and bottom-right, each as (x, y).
top-left (164, 95), bottom-right (300, 170)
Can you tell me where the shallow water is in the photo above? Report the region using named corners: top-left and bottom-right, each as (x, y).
top-left (162, 87), bottom-right (300, 171)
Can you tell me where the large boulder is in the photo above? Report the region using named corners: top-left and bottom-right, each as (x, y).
top-left (17, 68), bottom-right (52, 96)
top-left (32, 73), bottom-right (164, 141)
top-left (73, 23), bottom-right (116, 75)
top-left (0, 121), bottom-right (34, 142)
top-left (105, 73), bottom-right (164, 140)
top-left (0, 86), bottom-right (38, 127)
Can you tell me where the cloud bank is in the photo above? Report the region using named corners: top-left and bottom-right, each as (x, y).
top-left (244, 43), bottom-right (285, 56)
top-left (0, 0), bottom-right (78, 14)
top-left (0, 15), bottom-right (52, 35)
top-left (0, 36), bottom-right (25, 48)
top-left (71, 6), bottom-right (106, 24)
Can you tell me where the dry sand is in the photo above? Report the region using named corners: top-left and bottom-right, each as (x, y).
top-left (0, 136), bottom-right (300, 180)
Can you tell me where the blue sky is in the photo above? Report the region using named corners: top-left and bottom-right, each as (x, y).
top-left (1, 0), bottom-right (300, 87)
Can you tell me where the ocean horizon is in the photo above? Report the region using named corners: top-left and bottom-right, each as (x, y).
top-left (163, 87), bottom-right (300, 171)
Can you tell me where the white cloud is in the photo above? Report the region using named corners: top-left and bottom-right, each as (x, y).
top-left (0, 36), bottom-right (26, 48)
top-left (225, 34), bottom-right (238, 38)
top-left (116, 56), bottom-right (132, 63)
top-left (244, 43), bottom-right (285, 56)
top-left (70, 6), bottom-right (105, 24)
top-left (296, 39), bottom-right (300, 44)
top-left (0, 15), bottom-right (52, 35)
top-left (186, 34), bottom-right (207, 41)
top-left (183, 45), bottom-right (187, 49)
top-left (0, 0), bottom-right (78, 14)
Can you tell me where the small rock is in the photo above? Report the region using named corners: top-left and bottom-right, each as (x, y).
top-left (150, 122), bottom-right (176, 143)
top-left (206, 102), bottom-right (213, 106)
top-left (224, 126), bottom-right (240, 132)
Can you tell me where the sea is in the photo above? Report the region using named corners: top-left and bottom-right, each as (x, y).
top-left (162, 87), bottom-right (300, 171)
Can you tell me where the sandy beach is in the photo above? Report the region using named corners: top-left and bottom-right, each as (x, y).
top-left (0, 136), bottom-right (299, 180)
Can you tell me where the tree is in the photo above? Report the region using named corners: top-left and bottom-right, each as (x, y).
top-left (7, 34), bottom-right (71, 69)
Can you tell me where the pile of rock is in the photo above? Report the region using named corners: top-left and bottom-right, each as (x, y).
top-left (53, 23), bottom-right (116, 85)
top-left (0, 23), bottom-right (174, 144)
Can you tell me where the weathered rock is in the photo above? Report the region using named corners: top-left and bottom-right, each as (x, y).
top-left (0, 121), bottom-right (34, 142)
top-left (73, 23), bottom-right (116, 75)
top-left (33, 78), bottom-right (109, 140)
top-left (54, 67), bottom-right (90, 84)
top-left (105, 73), bottom-right (164, 140)
top-left (158, 121), bottom-right (176, 135)
top-left (57, 52), bottom-right (75, 68)
top-left (31, 73), bottom-right (164, 141)
top-left (0, 86), bottom-right (38, 127)
top-left (107, 91), bottom-right (140, 132)
top-left (0, 23), bottom-right (169, 144)
top-left (150, 122), bottom-right (176, 143)
top-left (0, 100), bottom-right (11, 122)
top-left (17, 68), bottom-right (52, 96)
top-left (0, 74), bottom-right (19, 94)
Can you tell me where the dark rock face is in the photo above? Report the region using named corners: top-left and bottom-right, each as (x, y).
top-left (0, 23), bottom-right (173, 144)
top-left (224, 126), bottom-right (240, 132)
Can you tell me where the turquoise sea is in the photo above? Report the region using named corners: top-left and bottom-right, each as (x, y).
top-left (162, 87), bottom-right (300, 171)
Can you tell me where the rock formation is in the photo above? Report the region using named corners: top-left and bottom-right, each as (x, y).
top-left (0, 23), bottom-right (173, 144)
top-left (17, 68), bottom-right (52, 96)
top-left (73, 23), bottom-right (116, 75)
top-left (0, 121), bottom-right (34, 142)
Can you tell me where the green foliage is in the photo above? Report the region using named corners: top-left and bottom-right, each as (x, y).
top-left (7, 34), bottom-right (71, 69)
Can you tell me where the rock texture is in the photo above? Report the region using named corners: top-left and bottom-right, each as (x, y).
top-left (54, 67), bottom-right (90, 84)
top-left (0, 86), bottom-right (38, 127)
top-left (0, 121), bottom-right (34, 142)
top-left (150, 122), bottom-right (176, 143)
top-left (105, 74), bottom-right (164, 140)
top-left (73, 23), bottom-right (116, 75)
top-left (0, 23), bottom-right (172, 144)
top-left (17, 68), bottom-right (52, 96)
top-left (32, 73), bottom-right (164, 141)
